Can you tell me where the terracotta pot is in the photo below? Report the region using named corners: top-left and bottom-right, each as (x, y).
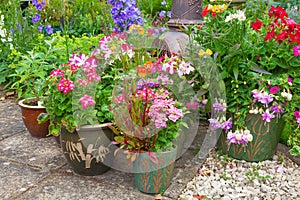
top-left (18, 98), bottom-right (50, 138)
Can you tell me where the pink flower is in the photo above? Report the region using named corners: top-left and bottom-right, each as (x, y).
top-left (50, 69), bottom-right (64, 77)
top-left (288, 77), bottom-right (293, 83)
top-left (294, 110), bottom-right (300, 119)
top-left (261, 109), bottom-right (275, 122)
top-left (57, 78), bottom-right (75, 94)
top-left (79, 95), bottom-right (95, 110)
top-left (292, 45), bottom-right (300, 57)
top-left (186, 101), bottom-right (199, 110)
top-left (269, 86), bottom-right (279, 94)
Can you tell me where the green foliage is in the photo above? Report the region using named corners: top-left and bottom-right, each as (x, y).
top-left (137, 0), bottom-right (172, 18)
top-left (6, 37), bottom-right (59, 100)
top-left (44, 0), bottom-right (113, 36)
top-left (245, 165), bottom-right (272, 183)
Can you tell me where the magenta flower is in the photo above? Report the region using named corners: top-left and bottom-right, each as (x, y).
top-left (294, 110), bottom-right (300, 119)
top-left (269, 86), bottom-right (279, 94)
top-left (271, 104), bottom-right (284, 114)
top-left (292, 45), bottom-right (300, 57)
top-left (288, 77), bottom-right (293, 83)
top-left (261, 109), bottom-right (275, 122)
top-left (186, 101), bottom-right (199, 110)
top-left (79, 95), bottom-right (95, 110)
top-left (57, 78), bottom-right (75, 94)
top-left (208, 118), bottom-right (221, 129)
top-left (253, 91), bottom-right (273, 105)
top-left (50, 69), bottom-right (64, 77)
top-left (221, 119), bottom-right (233, 132)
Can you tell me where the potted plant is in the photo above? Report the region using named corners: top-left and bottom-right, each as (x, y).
top-left (110, 59), bottom-right (192, 194)
top-left (38, 52), bottom-right (116, 175)
top-left (194, 0), bottom-right (300, 160)
top-left (103, 24), bottom-right (204, 193)
top-left (13, 37), bottom-right (58, 138)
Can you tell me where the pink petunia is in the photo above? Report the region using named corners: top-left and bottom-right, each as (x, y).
top-left (292, 45), bottom-right (300, 57)
top-left (269, 86), bottom-right (279, 94)
top-left (79, 95), bottom-right (95, 110)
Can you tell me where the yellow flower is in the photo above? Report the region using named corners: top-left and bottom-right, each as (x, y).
top-left (198, 49), bottom-right (205, 56)
top-left (212, 5), bottom-right (221, 13)
top-left (205, 49), bottom-right (213, 55)
top-left (138, 27), bottom-right (145, 35)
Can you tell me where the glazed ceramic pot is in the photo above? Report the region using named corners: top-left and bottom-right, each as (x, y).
top-left (217, 114), bottom-right (285, 162)
top-left (60, 123), bottom-right (114, 176)
top-left (133, 146), bottom-right (177, 194)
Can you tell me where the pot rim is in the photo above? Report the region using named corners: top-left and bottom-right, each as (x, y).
top-left (76, 122), bottom-right (114, 131)
top-left (18, 98), bottom-right (45, 109)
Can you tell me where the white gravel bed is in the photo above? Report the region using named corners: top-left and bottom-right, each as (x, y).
top-left (179, 149), bottom-right (300, 200)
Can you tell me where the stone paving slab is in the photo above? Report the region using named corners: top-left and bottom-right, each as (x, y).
top-left (14, 173), bottom-right (155, 200)
top-left (0, 132), bottom-right (64, 169)
top-left (0, 99), bottom-right (25, 138)
top-left (0, 159), bottom-right (49, 199)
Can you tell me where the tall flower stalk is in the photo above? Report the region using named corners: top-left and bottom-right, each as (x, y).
top-left (108, 0), bottom-right (143, 32)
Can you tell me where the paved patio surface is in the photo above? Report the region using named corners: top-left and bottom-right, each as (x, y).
top-left (0, 97), bottom-right (209, 200)
top-left (0, 96), bottom-right (299, 200)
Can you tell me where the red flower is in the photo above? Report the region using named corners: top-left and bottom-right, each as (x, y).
top-left (269, 6), bottom-right (288, 20)
top-left (275, 31), bottom-right (288, 44)
top-left (211, 12), bottom-right (216, 18)
top-left (264, 30), bottom-right (275, 41)
top-left (202, 6), bottom-right (209, 17)
top-left (251, 18), bottom-right (263, 31)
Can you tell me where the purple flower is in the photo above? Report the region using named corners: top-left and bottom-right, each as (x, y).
top-left (159, 11), bottom-right (166, 18)
top-left (261, 109), bottom-right (275, 122)
top-left (167, 11), bottom-right (172, 18)
top-left (42, 0), bottom-right (46, 5)
top-left (108, 0), bottom-right (143, 32)
top-left (32, 0), bottom-right (38, 5)
top-left (161, 0), bottom-right (166, 6)
top-left (213, 100), bottom-right (226, 111)
top-left (208, 118), bottom-right (221, 129)
top-left (45, 24), bottom-right (53, 34)
top-left (35, 3), bottom-right (43, 10)
top-left (37, 25), bottom-right (43, 32)
top-left (221, 119), bottom-right (232, 132)
top-left (253, 91), bottom-right (273, 105)
top-left (226, 131), bottom-right (237, 143)
top-left (271, 104), bottom-right (284, 114)
top-left (32, 13), bottom-right (41, 24)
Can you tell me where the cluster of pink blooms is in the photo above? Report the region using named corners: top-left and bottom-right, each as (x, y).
top-left (57, 78), bottom-right (75, 94)
top-left (148, 89), bottom-right (183, 129)
top-left (79, 94), bottom-right (95, 110)
top-left (160, 54), bottom-right (195, 76)
top-left (226, 129), bottom-right (253, 145)
top-left (95, 33), bottom-right (134, 66)
top-left (50, 53), bottom-right (101, 110)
